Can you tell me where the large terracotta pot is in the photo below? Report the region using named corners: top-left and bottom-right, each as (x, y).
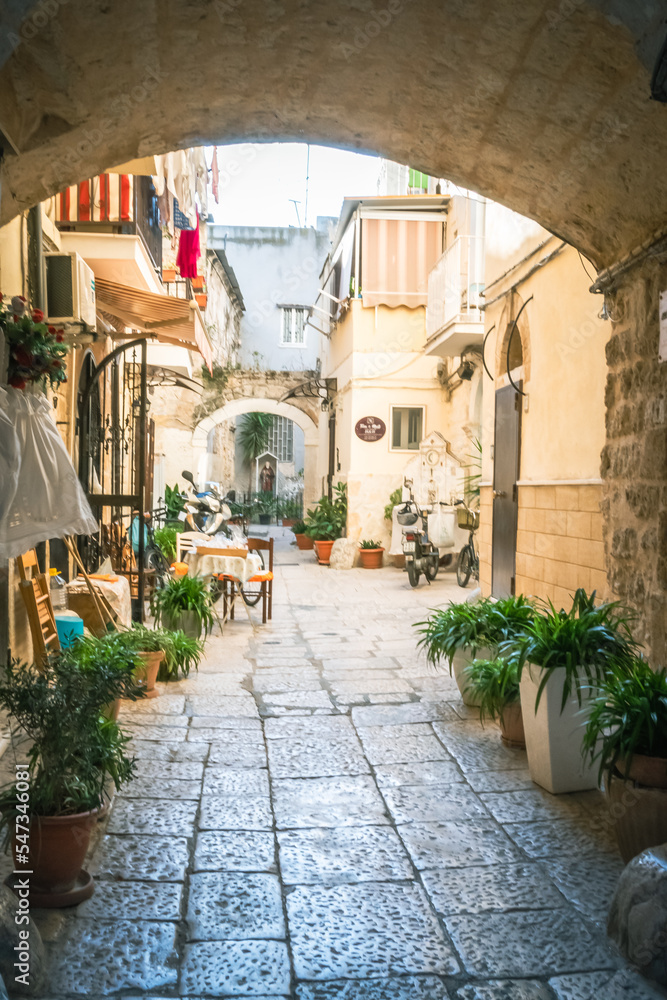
top-left (134, 649), bottom-right (163, 698)
top-left (617, 754), bottom-right (667, 789)
top-left (359, 547), bottom-right (384, 569)
top-left (607, 777), bottom-right (667, 863)
top-left (295, 533), bottom-right (314, 550)
top-left (519, 663), bottom-right (597, 794)
top-left (313, 539), bottom-right (335, 565)
top-left (14, 811), bottom-right (97, 899)
top-left (451, 647), bottom-right (494, 707)
top-left (499, 701), bottom-right (526, 749)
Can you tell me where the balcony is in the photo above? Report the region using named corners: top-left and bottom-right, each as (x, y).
top-left (55, 174), bottom-right (163, 285)
top-left (425, 235), bottom-right (485, 358)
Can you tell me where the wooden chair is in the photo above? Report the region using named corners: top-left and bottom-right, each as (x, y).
top-left (247, 536), bottom-right (274, 624)
top-left (15, 550), bottom-right (60, 666)
top-left (195, 546), bottom-right (249, 625)
top-left (176, 531), bottom-right (210, 562)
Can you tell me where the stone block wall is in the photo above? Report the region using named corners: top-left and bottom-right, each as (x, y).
top-left (601, 259), bottom-right (667, 664)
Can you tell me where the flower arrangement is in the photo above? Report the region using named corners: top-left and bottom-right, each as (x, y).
top-left (1, 294), bottom-right (70, 390)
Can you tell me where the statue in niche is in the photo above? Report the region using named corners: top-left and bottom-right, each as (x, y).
top-left (260, 461), bottom-right (275, 493)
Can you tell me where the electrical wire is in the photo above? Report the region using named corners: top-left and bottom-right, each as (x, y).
top-left (577, 250), bottom-right (596, 282)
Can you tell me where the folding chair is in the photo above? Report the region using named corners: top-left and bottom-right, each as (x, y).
top-left (247, 536), bottom-right (274, 624)
top-left (15, 550), bottom-right (61, 667)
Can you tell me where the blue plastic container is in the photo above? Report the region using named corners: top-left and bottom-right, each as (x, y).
top-left (54, 611), bottom-right (84, 649)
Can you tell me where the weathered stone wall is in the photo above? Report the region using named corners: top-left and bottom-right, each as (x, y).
top-left (601, 260), bottom-right (667, 663)
top-left (194, 369), bottom-right (320, 430)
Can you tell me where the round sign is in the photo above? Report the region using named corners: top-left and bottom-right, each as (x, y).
top-left (355, 416), bottom-right (386, 442)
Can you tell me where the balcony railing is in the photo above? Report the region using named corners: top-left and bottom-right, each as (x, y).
top-left (55, 174), bottom-right (162, 277)
top-left (426, 235), bottom-right (484, 340)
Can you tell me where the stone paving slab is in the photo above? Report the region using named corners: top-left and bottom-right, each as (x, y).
top-left (267, 736), bottom-right (370, 778)
top-left (398, 821), bottom-right (525, 870)
top-left (199, 793), bottom-right (273, 830)
top-left (264, 715), bottom-right (354, 739)
top-left (180, 940), bottom-right (291, 995)
top-left (455, 982), bottom-right (551, 1000)
top-left (383, 783), bottom-right (490, 824)
top-left (421, 862), bottom-right (566, 916)
top-left (202, 767), bottom-right (270, 796)
top-left (444, 909), bottom-right (615, 977)
top-left (187, 872), bottom-right (285, 940)
top-left (356, 732), bottom-right (453, 765)
top-left (89, 834), bottom-right (190, 882)
top-left (124, 723), bottom-right (187, 741)
top-left (502, 818), bottom-right (619, 859)
top-left (120, 777), bottom-right (202, 799)
top-left (273, 775), bottom-right (389, 828)
top-left (126, 740), bottom-right (209, 762)
top-left (133, 760), bottom-right (205, 780)
top-left (278, 826), bottom-right (413, 884)
top-left (539, 854), bottom-right (625, 925)
top-left (295, 978), bottom-right (451, 999)
top-left (287, 882), bottom-right (460, 979)
top-left (432, 722), bottom-right (527, 773)
top-left (108, 798), bottom-right (197, 835)
top-left (465, 769), bottom-right (534, 793)
top-left (75, 879), bottom-right (183, 920)
top-left (374, 760), bottom-right (462, 787)
top-left (351, 702), bottom-right (460, 727)
top-left (187, 695), bottom-right (259, 717)
top-left (194, 831), bottom-right (277, 872)
top-left (478, 789), bottom-right (589, 825)
top-left (188, 714), bottom-right (263, 731)
top-left (206, 742), bottom-right (268, 767)
top-left (548, 969), bottom-right (667, 999)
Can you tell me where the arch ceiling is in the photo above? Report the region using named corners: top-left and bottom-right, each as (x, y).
top-left (192, 397), bottom-right (318, 449)
top-left (1, 0), bottom-right (666, 267)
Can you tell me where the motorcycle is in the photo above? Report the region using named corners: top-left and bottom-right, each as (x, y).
top-left (397, 482), bottom-right (439, 588)
top-left (181, 469), bottom-right (232, 535)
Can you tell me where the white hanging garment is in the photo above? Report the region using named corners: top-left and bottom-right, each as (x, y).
top-left (0, 388), bottom-right (98, 560)
top-left (0, 387), bottom-right (20, 521)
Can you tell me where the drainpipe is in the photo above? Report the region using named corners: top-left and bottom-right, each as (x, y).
top-left (327, 406), bottom-right (336, 501)
top-left (27, 205), bottom-right (45, 311)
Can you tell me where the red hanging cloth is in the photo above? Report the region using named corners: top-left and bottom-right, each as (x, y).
top-left (176, 224), bottom-right (201, 278)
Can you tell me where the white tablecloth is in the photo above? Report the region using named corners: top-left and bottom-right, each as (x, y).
top-left (66, 575), bottom-right (132, 626)
top-left (185, 551), bottom-right (263, 585)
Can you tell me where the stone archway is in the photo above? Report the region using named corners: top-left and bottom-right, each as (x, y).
top-left (192, 393), bottom-right (321, 510)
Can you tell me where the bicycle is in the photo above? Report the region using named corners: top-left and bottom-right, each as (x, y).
top-left (454, 500), bottom-right (480, 588)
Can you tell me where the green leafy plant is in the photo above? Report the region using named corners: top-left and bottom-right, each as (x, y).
top-left (291, 519), bottom-right (308, 535)
top-left (463, 656), bottom-right (520, 728)
top-left (150, 575), bottom-right (215, 637)
top-left (360, 539), bottom-right (383, 549)
top-left (463, 436), bottom-right (482, 510)
top-left (0, 654), bottom-right (137, 835)
top-left (516, 588), bottom-right (639, 710)
top-left (416, 595), bottom-right (534, 670)
top-left (154, 525), bottom-right (183, 563)
top-left (252, 492), bottom-right (277, 518)
top-left (1, 296), bottom-right (70, 390)
top-left (384, 487), bottom-right (402, 521)
top-left (164, 483), bottom-right (186, 521)
top-left (157, 630), bottom-right (205, 682)
top-left (237, 412), bottom-right (274, 493)
top-left (63, 631), bottom-right (144, 701)
top-left (304, 483), bottom-right (347, 541)
top-left (582, 659), bottom-right (667, 787)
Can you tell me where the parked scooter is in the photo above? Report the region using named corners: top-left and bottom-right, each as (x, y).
top-left (397, 479), bottom-right (439, 588)
top-left (181, 470), bottom-right (232, 535)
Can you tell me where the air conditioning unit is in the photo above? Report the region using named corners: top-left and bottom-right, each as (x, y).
top-left (43, 251), bottom-right (97, 327)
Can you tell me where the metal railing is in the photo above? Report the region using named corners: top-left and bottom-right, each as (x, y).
top-left (427, 235), bottom-right (484, 339)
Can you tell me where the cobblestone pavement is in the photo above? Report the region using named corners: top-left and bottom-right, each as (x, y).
top-left (21, 531), bottom-right (667, 998)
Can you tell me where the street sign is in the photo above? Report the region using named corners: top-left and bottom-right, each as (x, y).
top-left (355, 416), bottom-right (386, 442)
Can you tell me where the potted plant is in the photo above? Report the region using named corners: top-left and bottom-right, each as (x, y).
top-left (359, 539), bottom-right (385, 569)
top-left (254, 493), bottom-right (276, 526)
top-left (156, 629), bottom-right (205, 682)
top-left (154, 524), bottom-right (183, 564)
top-left (291, 519), bottom-right (313, 551)
top-left (305, 483), bottom-right (347, 565)
top-left (582, 658), bottom-right (667, 862)
top-left (66, 631), bottom-right (145, 720)
top-left (151, 575), bottom-right (215, 639)
top-left (1, 295), bottom-right (70, 391)
top-left (118, 624), bottom-right (168, 698)
top-left (516, 588), bottom-right (639, 795)
top-left (0, 653), bottom-right (137, 906)
top-left (162, 267), bottom-right (176, 283)
top-left (416, 595), bottom-right (534, 706)
top-left (463, 656), bottom-right (525, 748)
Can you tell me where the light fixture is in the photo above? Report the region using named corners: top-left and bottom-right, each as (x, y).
top-left (456, 360), bottom-right (475, 381)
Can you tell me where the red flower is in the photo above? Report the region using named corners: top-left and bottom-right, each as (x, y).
top-left (8, 375), bottom-right (26, 390)
top-left (56, 333), bottom-right (64, 343)
top-left (48, 325), bottom-right (56, 333)
top-left (31, 309), bottom-right (44, 322)
top-left (0, 293), bottom-right (3, 302)
top-left (52, 360), bottom-right (62, 369)
top-left (13, 346), bottom-right (33, 367)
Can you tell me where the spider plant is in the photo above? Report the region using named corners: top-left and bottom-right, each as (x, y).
top-left (157, 630), bottom-right (205, 682)
top-left (415, 595), bottom-right (534, 670)
top-left (582, 658), bottom-right (667, 787)
top-left (463, 656), bottom-right (521, 728)
top-left (515, 588), bottom-right (639, 711)
top-left (150, 575), bottom-right (215, 638)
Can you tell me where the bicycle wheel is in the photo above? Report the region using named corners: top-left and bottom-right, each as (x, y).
top-left (424, 554), bottom-right (439, 581)
top-left (241, 550), bottom-right (265, 606)
top-left (406, 559), bottom-right (421, 588)
top-left (456, 545), bottom-right (473, 588)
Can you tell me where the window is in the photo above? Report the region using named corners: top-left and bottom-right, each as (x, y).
top-left (267, 416), bottom-right (294, 463)
top-left (281, 307), bottom-right (307, 346)
top-left (391, 406), bottom-right (423, 450)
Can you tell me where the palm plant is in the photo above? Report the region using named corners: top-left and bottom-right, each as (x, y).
top-left (515, 588), bottom-right (639, 710)
top-left (237, 412), bottom-right (274, 494)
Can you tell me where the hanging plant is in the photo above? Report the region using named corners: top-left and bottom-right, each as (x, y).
top-left (1, 294), bottom-right (70, 390)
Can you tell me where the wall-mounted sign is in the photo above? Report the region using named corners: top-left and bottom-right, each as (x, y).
top-left (355, 416), bottom-right (386, 442)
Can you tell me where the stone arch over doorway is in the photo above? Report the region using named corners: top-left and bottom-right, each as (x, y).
top-left (495, 295), bottom-right (532, 387)
top-left (192, 396), bottom-right (320, 509)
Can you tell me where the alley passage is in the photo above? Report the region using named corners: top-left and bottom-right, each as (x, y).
top-left (29, 532), bottom-right (665, 999)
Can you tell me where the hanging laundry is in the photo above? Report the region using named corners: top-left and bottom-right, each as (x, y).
top-left (211, 146), bottom-right (220, 204)
top-left (176, 224), bottom-right (201, 278)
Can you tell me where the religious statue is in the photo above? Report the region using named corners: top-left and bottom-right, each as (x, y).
top-left (260, 461), bottom-right (275, 493)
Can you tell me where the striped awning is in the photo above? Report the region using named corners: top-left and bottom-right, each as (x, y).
top-left (94, 278), bottom-right (213, 371)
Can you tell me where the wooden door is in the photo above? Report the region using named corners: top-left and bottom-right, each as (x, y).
top-left (492, 383), bottom-right (522, 596)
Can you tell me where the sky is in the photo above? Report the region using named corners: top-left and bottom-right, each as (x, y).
top-left (207, 143), bottom-right (382, 228)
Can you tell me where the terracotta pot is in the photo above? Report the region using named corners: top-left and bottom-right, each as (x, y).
top-left (14, 811), bottom-right (97, 895)
top-left (134, 649), bottom-right (163, 697)
top-left (102, 697), bottom-right (121, 721)
top-left (162, 268), bottom-right (176, 282)
top-left (359, 547), bottom-right (384, 569)
top-left (607, 777), bottom-right (667, 863)
top-left (499, 701), bottom-right (526, 749)
top-left (195, 293), bottom-right (208, 309)
top-left (295, 533), bottom-right (314, 550)
top-left (282, 518), bottom-right (297, 528)
top-left (191, 274), bottom-right (205, 290)
top-left (313, 539), bottom-right (335, 564)
top-left (616, 754), bottom-right (667, 789)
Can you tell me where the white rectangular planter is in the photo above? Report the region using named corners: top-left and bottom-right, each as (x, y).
top-left (452, 646), bottom-right (494, 707)
top-left (519, 662), bottom-right (598, 794)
